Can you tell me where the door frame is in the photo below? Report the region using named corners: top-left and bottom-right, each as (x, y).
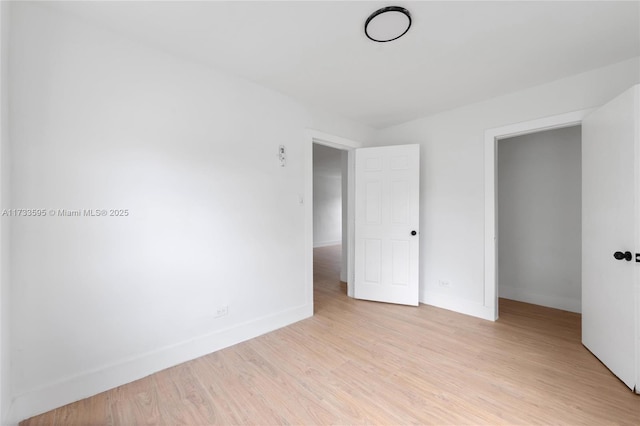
top-left (305, 129), bottom-right (362, 309)
top-left (483, 109), bottom-right (593, 320)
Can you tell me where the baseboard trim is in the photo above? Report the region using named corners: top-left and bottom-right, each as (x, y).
top-left (499, 285), bottom-right (581, 313)
top-left (421, 291), bottom-right (496, 321)
top-left (9, 303), bottom-right (312, 424)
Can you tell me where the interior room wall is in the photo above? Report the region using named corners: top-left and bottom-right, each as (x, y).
top-left (313, 144), bottom-right (342, 247)
top-left (7, 3), bottom-right (374, 422)
top-left (374, 56), bottom-right (640, 319)
top-left (0, 2), bottom-right (11, 425)
top-left (498, 126), bottom-right (581, 313)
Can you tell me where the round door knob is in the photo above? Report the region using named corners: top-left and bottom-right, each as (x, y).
top-left (411, 230), bottom-right (417, 236)
top-left (613, 251), bottom-right (632, 261)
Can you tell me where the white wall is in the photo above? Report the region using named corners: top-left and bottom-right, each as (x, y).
top-left (375, 57), bottom-right (640, 319)
top-left (7, 3), bottom-right (374, 422)
top-left (313, 174), bottom-right (341, 246)
top-left (0, 2), bottom-right (11, 425)
top-left (498, 126), bottom-right (581, 313)
top-left (313, 144), bottom-right (342, 247)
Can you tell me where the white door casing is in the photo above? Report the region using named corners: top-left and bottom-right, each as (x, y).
top-left (484, 110), bottom-right (591, 321)
top-left (582, 85), bottom-right (638, 391)
top-left (354, 145), bottom-right (420, 306)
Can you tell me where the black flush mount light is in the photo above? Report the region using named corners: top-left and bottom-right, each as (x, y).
top-left (364, 6), bottom-right (412, 43)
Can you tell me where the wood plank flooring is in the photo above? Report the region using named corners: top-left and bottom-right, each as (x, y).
top-left (21, 245), bottom-right (639, 425)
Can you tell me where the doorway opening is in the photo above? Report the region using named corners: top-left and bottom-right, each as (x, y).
top-left (304, 130), bottom-right (361, 315)
top-left (484, 109), bottom-right (592, 320)
top-left (497, 125), bottom-right (582, 317)
top-left (313, 143), bottom-right (348, 302)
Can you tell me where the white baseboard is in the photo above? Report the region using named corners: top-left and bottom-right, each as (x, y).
top-left (313, 240), bottom-right (341, 248)
top-left (421, 290), bottom-right (496, 321)
top-left (499, 285), bottom-right (581, 313)
top-left (9, 303), bottom-right (312, 424)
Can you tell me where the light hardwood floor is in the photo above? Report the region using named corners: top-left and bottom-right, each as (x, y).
top-left (22, 245), bottom-right (639, 425)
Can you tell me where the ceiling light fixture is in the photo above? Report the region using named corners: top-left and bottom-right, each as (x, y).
top-left (364, 6), bottom-right (412, 43)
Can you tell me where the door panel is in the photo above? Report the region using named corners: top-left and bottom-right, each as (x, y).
top-left (582, 85), bottom-right (638, 390)
top-left (354, 145), bottom-right (419, 306)
top-left (365, 182), bottom-right (381, 224)
top-left (391, 180), bottom-right (409, 223)
top-left (391, 240), bottom-right (410, 286)
top-left (364, 238), bottom-right (381, 284)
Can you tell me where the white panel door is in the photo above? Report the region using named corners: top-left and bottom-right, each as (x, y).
top-left (582, 85), bottom-right (638, 391)
top-left (354, 145), bottom-right (419, 306)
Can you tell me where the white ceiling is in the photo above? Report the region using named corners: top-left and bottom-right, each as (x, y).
top-left (42, 1), bottom-right (640, 128)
